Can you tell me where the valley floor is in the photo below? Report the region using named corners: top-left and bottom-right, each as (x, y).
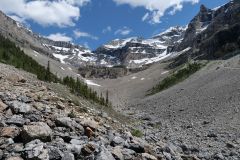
top-left (93, 55), bottom-right (240, 159)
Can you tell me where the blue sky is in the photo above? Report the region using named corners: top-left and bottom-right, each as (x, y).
top-left (0, 0), bottom-right (229, 50)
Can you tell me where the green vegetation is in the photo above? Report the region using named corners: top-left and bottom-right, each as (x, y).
top-left (131, 129), bottom-right (143, 137)
top-left (62, 76), bottom-right (110, 106)
top-left (149, 63), bottom-right (203, 95)
top-left (68, 110), bottom-right (76, 118)
top-left (0, 35), bottom-right (59, 82)
top-left (0, 35), bottom-right (110, 106)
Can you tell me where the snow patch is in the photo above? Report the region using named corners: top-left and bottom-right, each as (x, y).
top-left (53, 53), bottom-right (69, 64)
top-left (141, 78), bottom-right (145, 80)
top-left (131, 76), bottom-right (137, 80)
top-left (60, 67), bottom-right (65, 71)
top-left (85, 80), bottom-right (101, 87)
top-left (161, 71), bottom-right (169, 75)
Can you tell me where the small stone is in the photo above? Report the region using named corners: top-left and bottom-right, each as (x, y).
top-left (56, 102), bottom-right (65, 110)
top-left (55, 117), bottom-right (84, 132)
top-left (62, 151), bottom-right (75, 160)
top-left (0, 100), bottom-right (7, 112)
top-left (110, 136), bottom-right (125, 147)
top-left (112, 146), bottom-right (124, 160)
top-left (81, 143), bottom-right (95, 156)
top-left (95, 146), bottom-right (115, 160)
top-left (226, 141), bottom-right (236, 148)
top-left (81, 119), bottom-right (98, 131)
top-left (5, 156), bottom-right (24, 160)
top-left (47, 146), bottom-right (63, 160)
top-left (142, 153), bottom-right (157, 160)
top-left (85, 127), bottom-right (94, 138)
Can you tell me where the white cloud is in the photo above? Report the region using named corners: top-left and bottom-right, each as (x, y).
top-left (102, 26), bottom-right (112, 33)
top-left (74, 30), bottom-right (98, 40)
top-left (0, 0), bottom-right (90, 27)
top-left (113, 0), bottom-right (199, 24)
top-left (46, 33), bottom-right (72, 42)
top-left (115, 26), bottom-right (132, 36)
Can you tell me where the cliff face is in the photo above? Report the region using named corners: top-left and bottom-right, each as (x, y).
top-left (176, 1), bottom-right (240, 60)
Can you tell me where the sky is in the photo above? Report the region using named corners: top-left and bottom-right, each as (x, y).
top-left (0, 0), bottom-right (229, 50)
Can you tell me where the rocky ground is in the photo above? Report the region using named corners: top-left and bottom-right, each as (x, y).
top-left (0, 59), bottom-right (240, 160)
top-left (93, 55), bottom-right (240, 160)
top-left (0, 62), bottom-right (210, 160)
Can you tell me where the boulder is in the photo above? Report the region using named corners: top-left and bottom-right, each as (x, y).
top-left (21, 122), bottom-right (52, 143)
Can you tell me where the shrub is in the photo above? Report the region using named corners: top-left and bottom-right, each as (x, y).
top-left (131, 129), bottom-right (143, 137)
top-left (149, 62), bottom-right (203, 95)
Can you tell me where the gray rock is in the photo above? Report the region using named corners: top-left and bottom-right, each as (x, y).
top-left (61, 151), bottom-right (75, 160)
top-left (81, 119), bottom-right (98, 131)
top-left (55, 117), bottom-right (84, 132)
top-left (0, 149), bottom-right (3, 160)
top-left (47, 146), bottom-right (63, 160)
top-left (141, 153), bottom-right (157, 160)
top-left (112, 146), bottom-right (124, 160)
top-left (5, 156), bottom-right (24, 160)
top-left (70, 139), bottom-right (85, 145)
top-left (24, 113), bottom-right (42, 122)
top-left (110, 136), bottom-right (125, 147)
top-left (95, 146), bottom-right (115, 160)
top-left (21, 122), bottom-right (52, 143)
top-left (8, 101), bottom-right (32, 114)
top-left (6, 115), bottom-right (27, 127)
top-left (66, 144), bottom-right (82, 155)
top-left (122, 148), bottom-right (136, 160)
top-left (23, 139), bottom-right (49, 160)
top-left (128, 141), bottom-right (145, 153)
top-left (17, 95), bottom-right (32, 103)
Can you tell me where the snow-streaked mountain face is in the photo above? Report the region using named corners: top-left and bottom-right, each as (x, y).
top-left (0, 0), bottom-right (239, 71)
top-left (94, 27), bottom-right (186, 68)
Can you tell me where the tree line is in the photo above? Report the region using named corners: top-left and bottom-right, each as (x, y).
top-left (0, 35), bottom-right (110, 106)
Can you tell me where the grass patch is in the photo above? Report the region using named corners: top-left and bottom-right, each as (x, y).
top-left (68, 110), bottom-right (76, 118)
top-left (148, 62), bottom-right (204, 95)
top-left (131, 129), bottom-right (143, 137)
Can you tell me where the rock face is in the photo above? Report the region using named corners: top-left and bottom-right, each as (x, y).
top-left (174, 1), bottom-right (240, 63)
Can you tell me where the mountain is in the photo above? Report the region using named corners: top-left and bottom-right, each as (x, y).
top-left (0, 0), bottom-right (239, 73)
top-left (0, 11), bottom-right (97, 67)
top-left (173, 0), bottom-right (240, 65)
top-left (94, 26), bottom-right (186, 68)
